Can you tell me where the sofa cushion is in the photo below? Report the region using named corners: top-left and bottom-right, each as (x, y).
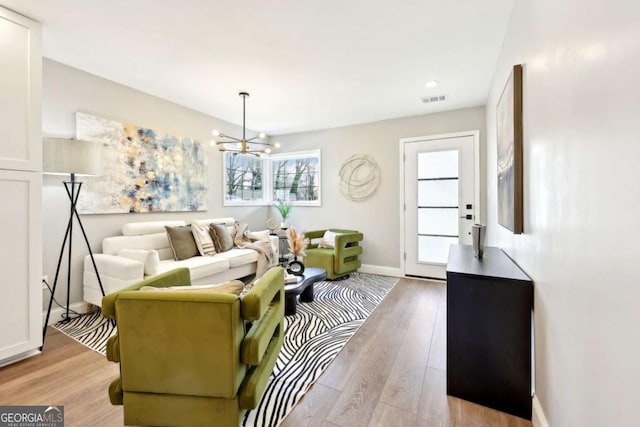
top-left (118, 249), bottom-right (161, 276)
top-left (191, 224), bottom-right (217, 256)
top-left (166, 225), bottom-right (199, 260)
top-left (215, 248), bottom-right (258, 268)
top-left (103, 232), bottom-right (172, 259)
top-left (155, 256), bottom-right (231, 281)
top-left (210, 224), bottom-right (234, 253)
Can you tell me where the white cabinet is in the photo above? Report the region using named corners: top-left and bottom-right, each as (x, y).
top-left (0, 171), bottom-right (42, 362)
top-left (0, 6), bottom-right (42, 364)
top-left (0, 7), bottom-right (42, 172)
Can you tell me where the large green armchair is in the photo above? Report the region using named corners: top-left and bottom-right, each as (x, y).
top-left (102, 267), bottom-right (285, 427)
top-left (303, 229), bottom-right (363, 280)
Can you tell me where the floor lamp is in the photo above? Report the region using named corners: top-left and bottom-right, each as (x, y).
top-left (41, 137), bottom-right (105, 349)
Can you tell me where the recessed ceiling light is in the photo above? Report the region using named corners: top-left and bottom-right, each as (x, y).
top-left (425, 80), bottom-right (439, 88)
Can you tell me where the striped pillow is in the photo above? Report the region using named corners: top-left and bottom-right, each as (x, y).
top-left (191, 224), bottom-right (217, 256)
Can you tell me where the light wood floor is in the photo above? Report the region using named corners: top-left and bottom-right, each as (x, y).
top-left (0, 278), bottom-right (532, 427)
top-left (281, 278), bottom-right (531, 427)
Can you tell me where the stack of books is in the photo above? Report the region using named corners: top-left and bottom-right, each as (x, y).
top-left (284, 273), bottom-right (298, 284)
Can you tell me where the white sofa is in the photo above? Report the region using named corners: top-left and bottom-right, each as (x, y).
top-left (83, 217), bottom-right (279, 307)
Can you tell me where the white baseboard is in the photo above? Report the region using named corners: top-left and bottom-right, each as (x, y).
top-left (533, 394), bottom-right (550, 427)
top-left (0, 349), bottom-right (41, 368)
top-left (42, 302), bottom-right (92, 326)
top-left (359, 264), bottom-right (403, 277)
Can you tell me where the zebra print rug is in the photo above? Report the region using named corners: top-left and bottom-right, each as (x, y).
top-left (52, 272), bottom-right (398, 427)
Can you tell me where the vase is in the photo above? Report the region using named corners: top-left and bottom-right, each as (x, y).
top-left (471, 224), bottom-right (486, 258)
top-left (287, 256), bottom-right (305, 276)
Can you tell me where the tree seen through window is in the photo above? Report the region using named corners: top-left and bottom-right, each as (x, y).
top-left (273, 157), bottom-right (318, 202)
top-left (224, 154), bottom-right (263, 201)
top-left (223, 150), bottom-right (321, 205)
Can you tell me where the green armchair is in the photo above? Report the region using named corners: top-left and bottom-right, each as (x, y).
top-left (303, 229), bottom-right (363, 280)
top-left (102, 267), bottom-right (285, 427)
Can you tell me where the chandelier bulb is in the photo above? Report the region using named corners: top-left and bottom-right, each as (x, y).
top-left (258, 132), bottom-right (266, 139)
top-left (212, 130), bottom-right (221, 137)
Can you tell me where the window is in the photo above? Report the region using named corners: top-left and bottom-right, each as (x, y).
top-left (223, 154), bottom-right (265, 204)
top-left (271, 150), bottom-right (321, 205)
top-left (222, 149), bottom-right (321, 206)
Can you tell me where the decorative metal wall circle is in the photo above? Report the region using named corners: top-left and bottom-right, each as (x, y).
top-left (338, 154), bottom-right (381, 201)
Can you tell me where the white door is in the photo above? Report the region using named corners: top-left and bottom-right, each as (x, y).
top-left (402, 132), bottom-right (479, 279)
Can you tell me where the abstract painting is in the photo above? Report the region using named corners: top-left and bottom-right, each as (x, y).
top-left (76, 112), bottom-right (207, 214)
top-left (496, 64), bottom-right (523, 234)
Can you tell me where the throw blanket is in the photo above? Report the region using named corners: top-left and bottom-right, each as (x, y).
top-left (232, 222), bottom-right (274, 279)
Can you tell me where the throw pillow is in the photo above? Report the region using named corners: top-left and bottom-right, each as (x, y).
top-left (140, 280), bottom-right (244, 296)
top-left (209, 223), bottom-right (234, 252)
top-left (165, 225), bottom-right (199, 260)
top-left (118, 248), bottom-right (161, 276)
top-left (318, 230), bottom-right (341, 249)
top-left (191, 224), bottom-right (217, 256)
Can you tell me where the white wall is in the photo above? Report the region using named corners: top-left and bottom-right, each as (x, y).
top-left (43, 59), bottom-right (486, 307)
top-left (485, 0), bottom-right (640, 425)
top-left (42, 59), bottom-right (268, 308)
top-left (272, 107), bottom-right (486, 271)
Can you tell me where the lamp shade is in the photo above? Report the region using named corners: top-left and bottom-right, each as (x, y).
top-left (43, 137), bottom-right (102, 176)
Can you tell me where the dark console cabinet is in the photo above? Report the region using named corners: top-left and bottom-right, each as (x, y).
top-left (446, 244), bottom-right (533, 420)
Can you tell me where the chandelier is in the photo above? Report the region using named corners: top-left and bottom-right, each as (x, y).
top-left (212, 92), bottom-right (280, 157)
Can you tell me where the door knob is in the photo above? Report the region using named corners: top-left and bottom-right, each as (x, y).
top-left (459, 214), bottom-right (473, 220)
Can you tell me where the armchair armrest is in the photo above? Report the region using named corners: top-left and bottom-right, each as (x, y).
top-left (102, 268), bottom-right (191, 320)
top-left (335, 231), bottom-right (364, 249)
top-left (334, 232), bottom-right (363, 270)
top-left (242, 267), bottom-right (284, 321)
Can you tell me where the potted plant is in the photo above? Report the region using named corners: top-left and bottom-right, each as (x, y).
top-left (275, 200), bottom-right (292, 230)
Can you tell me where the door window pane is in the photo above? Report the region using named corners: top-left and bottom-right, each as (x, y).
top-left (418, 208), bottom-right (459, 236)
top-left (418, 236), bottom-right (458, 264)
top-left (416, 149), bottom-right (459, 264)
top-left (418, 150), bottom-right (458, 179)
top-left (418, 180), bottom-right (458, 207)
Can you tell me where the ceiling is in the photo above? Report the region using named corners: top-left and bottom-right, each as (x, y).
top-left (3, 0), bottom-right (514, 135)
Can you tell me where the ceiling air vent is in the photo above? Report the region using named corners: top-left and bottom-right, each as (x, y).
top-left (421, 94), bottom-right (447, 104)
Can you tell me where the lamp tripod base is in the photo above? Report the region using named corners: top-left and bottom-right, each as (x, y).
top-left (41, 178), bottom-right (105, 350)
